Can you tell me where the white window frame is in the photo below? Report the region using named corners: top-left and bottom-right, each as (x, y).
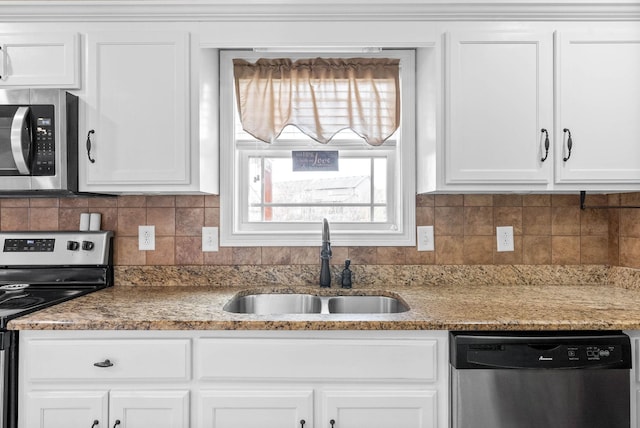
top-left (219, 49), bottom-right (416, 247)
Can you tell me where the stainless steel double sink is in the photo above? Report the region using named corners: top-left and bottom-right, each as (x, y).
top-left (223, 293), bottom-right (409, 315)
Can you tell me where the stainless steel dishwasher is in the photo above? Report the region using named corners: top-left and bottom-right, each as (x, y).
top-left (450, 331), bottom-right (632, 428)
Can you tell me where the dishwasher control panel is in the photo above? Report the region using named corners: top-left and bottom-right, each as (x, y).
top-left (568, 345), bottom-right (618, 362)
top-left (450, 331), bottom-right (632, 370)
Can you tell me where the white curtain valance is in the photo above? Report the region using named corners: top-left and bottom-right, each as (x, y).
top-left (233, 57), bottom-right (400, 146)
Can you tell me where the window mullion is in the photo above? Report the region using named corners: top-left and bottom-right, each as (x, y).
top-left (370, 157), bottom-right (375, 221)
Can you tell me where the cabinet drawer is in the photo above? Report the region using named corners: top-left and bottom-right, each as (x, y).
top-left (24, 338), bottom-right (190, 382)
top-left (197, 337), bottom-right (438, 382)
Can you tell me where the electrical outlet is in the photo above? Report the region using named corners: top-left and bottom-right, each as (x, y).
top-left (138, 225), bottom-right (155, 251)
top-left (496, 226), bottom-right (514, 252)
top-left (417, 226), bottom-right (434, 251)
top-left (202, 227), bottom-right (219, 252)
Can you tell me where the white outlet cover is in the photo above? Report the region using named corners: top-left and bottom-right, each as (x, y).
top-left (202, 227), bottom-right (219, 252)
top-left (138, 225), bottom-right (155, 251)
top-left (417, 225), bottom-right (434, 251)
top-left (496, 226), bottom-right (514, 252)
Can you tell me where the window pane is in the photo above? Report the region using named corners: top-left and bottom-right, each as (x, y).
top-left (374, 158), bottom-right (387, 204)
top-left (247, 155), bottom-right (389, 223)
top-left (373, 207), bottom-right (388, 222)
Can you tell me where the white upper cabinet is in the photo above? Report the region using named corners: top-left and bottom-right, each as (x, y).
top-left (81, 31), bottom-right (195, 193)
top-left (0, 33), bottom-right (79, 88)
top-left (445, 31), bottom-right (553, 188)
top-left (437, 25), bottom-right (640, 192)
top-left (555, 29), bottom-right (640, 186)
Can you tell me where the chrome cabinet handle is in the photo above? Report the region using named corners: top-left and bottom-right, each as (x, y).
top-left (113, 420), bottom-right (121, 428)
top-left (562, 128), bottom-right (573, 162)
top-left (86, 129), bottom-right (96, 163)
top-left (93, 359), bottom-right (113, 368)
top-left (540, 128), bottom-right (549, 162)
top-left (91, 421), bottom-right (99, 428)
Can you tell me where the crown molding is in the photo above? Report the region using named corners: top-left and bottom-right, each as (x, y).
top-left (0, 1), bottom-right (639, 22)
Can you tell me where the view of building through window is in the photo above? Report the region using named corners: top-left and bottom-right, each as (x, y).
top-left (246, 140), bottom-right (389, 223)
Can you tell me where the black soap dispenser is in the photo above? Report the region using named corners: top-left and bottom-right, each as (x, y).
top-left (341, 259), bottom-right (352, 289)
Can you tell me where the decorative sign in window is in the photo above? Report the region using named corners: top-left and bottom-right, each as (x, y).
top-left (292, 151), bottom-right (339, 172)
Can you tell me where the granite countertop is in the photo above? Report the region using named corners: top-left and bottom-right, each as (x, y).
top-left (8, 283), bottom-right (640, 331)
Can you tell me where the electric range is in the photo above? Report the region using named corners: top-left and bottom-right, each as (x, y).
top-left (0, 231), bottom-right (114, 428)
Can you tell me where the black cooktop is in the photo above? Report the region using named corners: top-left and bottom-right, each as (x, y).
top-left (0, 285), bottom-right (101, 329)
top-left (0, 231), bottom-right (114, 329)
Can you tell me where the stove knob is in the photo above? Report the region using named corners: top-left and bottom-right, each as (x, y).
top-left (66, 240), bottom-right (80, 251)
top-left (82, 241), bottom-right (95, 251)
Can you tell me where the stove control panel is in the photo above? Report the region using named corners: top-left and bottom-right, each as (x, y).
top-left (0, 232), bottom-right (113, 266)
top-left (4, 239), bottom-right (55, 252)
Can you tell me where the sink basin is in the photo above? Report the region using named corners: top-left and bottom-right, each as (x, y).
top-left (223, 293), bottom-right (322, 314)
top-left (327, 296), bottom-right (409, 314)
top-left (223, 292), bottom-right (409, 315)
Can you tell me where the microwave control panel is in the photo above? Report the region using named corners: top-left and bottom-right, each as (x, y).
top-left (31, 105), bottom-right (55, 176)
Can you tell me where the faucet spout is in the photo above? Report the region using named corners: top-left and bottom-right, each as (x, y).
top-left (320, 218), bottom-right (332, 288)
top-left (322, 218), bottom-right (330, 243)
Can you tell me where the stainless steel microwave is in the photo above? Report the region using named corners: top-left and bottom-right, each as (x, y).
top-left (0, 89), bottom-right (78, 196)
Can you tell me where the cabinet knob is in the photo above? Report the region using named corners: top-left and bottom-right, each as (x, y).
top-left (540, 128), bottom-right (550, 162)
top-left (330, 419), bottom-right (336, 427)
top-left (300, 420), bottom-right (305, 427)
top-left (86, 129), bottom-right (96, 163)
top-left (91, 421), bottom-right (99, 428)
top-left (562, 128), bottom-right (573, 162)
top-left (93, 359), bottom-right (114, 368)
top-left (113, 420), bottom-right (121, 428)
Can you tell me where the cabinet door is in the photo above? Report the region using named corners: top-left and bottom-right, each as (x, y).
top-left (82, 31), bottom-right (191, 192)
top-left (23, 390), bottom-right (108, 428)
top-left (199, 389), bottom-right (313, 428)
top-left (109, 390), bottom-right (189, 428)
top-left (321, 390), bottom-right (437, 428)
top-left (0, 33), bottom-right (79, 88)
top-left (556, 29), bottom-right (640, 185)
top-left (445, 31), bottom-right (553, 187)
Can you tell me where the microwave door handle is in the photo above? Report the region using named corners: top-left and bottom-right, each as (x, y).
top-left (11, 106), bottom-right (31, 175)
top-left (0, 45), bottom-right (5, 80)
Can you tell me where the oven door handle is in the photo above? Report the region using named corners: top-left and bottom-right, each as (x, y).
top-left (93, 359), bottom-right (114, 368)
top-left (11, 106), bottom-right (31, 175)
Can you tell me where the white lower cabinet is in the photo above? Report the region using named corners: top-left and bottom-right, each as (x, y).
top-left (19, 330), bottom-right (448, 428)
top-left (321, 390), bottom-right (437, 428)
top-left (194, 331), bottom-right (448, 428)
top-left (199, 390), bottom-right (313, 428)
top-left (23, 391), bottom-right (108, 428)
top-left (19, 332), bottom-right (192, 428)
top-left (24, 390), bottom-right (189, 428)
top-left (198, 388), bottom-right (436, 428)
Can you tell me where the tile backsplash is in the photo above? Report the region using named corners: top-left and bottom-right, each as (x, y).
top-left (0, 192), bottom-right (631, 268)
